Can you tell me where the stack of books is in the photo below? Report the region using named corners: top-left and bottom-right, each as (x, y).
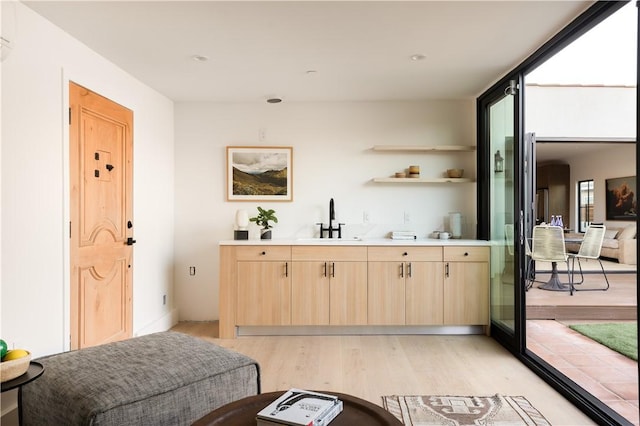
top-left (391, 231), bottom-right (417, 240)
top-left (256, 388), bottom-right (343, 426)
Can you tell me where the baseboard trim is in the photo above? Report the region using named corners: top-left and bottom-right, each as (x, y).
top-left (135, 308), bottom-right (180, 337)
top-left (237, 325), bottom-right (485, 336)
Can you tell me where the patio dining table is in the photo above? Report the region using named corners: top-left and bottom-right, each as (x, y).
top-left (536, 236), bottom-right (582, 292)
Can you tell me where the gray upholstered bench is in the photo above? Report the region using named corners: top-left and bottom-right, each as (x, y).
top-left (21, 331), bottom-right (260, 425)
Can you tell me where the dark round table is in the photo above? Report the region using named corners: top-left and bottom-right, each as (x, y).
top-left (1, 362), bottom-right (45, 426)
top-left (193, 391), bottom-right (402, 426)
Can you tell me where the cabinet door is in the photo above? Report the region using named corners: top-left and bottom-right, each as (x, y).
top-left (444, 261), bottom-right (489, 325)
top-left (367, 261), bottom-right (405, 325)
top-left (291, 261), bottom-right (330, 325)
top-left (330, 261), bottom-right (368, 325)
top-left (405, 262), bottom-right (444, 325)
top-left (237, 261), bottom-right (291, 326)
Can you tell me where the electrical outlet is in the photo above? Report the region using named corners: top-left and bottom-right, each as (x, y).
top-left (404, 211), bottom-right (411, 224)
top-left (189, 266), bottom-right (196, 276)
top-left (363, 211), bottom-right (370, 223)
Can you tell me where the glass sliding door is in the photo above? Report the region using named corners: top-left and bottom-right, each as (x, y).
top-left (478, 77), bottom-right (523, 351)
top-left (478, 2), bottom-right (635, 424)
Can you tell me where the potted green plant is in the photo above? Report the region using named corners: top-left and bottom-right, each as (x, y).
top-left (250, 206), bottom-right (278, 240)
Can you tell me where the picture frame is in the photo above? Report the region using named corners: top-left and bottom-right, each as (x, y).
top-left (605, 176), bottom-right (636, 221)
top-left (227, 146), bottom-right (293, 201)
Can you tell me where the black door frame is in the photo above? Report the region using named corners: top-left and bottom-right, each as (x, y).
top-left (477, 74), bottom-right (525, 354)
top-left (477, 1), bottom-right (637, 425)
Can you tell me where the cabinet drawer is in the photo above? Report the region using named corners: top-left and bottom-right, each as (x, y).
top-left (235, 245), bottom-right (291, 261)
top-left (292, 246), bottom-right (367, 261)
top-left (444, 246), bottom-right (489, 262)
top-left (368, 246), bottom-right (442, 262)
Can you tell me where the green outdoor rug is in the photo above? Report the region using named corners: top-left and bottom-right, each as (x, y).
top-left (569, 322), bottom-right (638, 361)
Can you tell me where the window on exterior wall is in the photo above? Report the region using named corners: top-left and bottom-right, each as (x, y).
top-left (578, 179), bottom-right (594, 232)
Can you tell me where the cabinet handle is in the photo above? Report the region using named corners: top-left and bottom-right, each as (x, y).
top-left (331, 262), bottom-right (335, 278)
top-left (464, 252), bottom-right (469, 256)
top-left (261, 251), bottom-right (266, 256)
top-left (285, 262), bottom-right (288, 277)
top-left (445, 262), bottom-right (450, 278)
top-left (323, 262), bottom-right (327, 277)
top-left (400, 263), bottom-right (404, 278)
top-left (402, 252), bottom-right (408, 256)
top-left (407, 262), bottom-right (412, 278)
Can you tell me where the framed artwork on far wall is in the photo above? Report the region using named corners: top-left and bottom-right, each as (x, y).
top-left (226, 146), bottom-right (293, 201)
top-left (605, 176), bottom-right (636, 221)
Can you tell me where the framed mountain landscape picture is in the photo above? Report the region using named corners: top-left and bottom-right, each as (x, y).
top-left (227, 146), bottom-right (293, 201)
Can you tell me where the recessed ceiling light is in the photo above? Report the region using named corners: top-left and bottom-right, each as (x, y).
top-left (191, 54), bottom-right (209, 62)
top-left (410, 54), bottom-right (426, 61)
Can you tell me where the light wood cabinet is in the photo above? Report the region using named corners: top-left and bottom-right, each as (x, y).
top-left (234, 246), bottom-right (292, 326)
top-left (219, 243), bottom-right (489, 338)
top-left (443, 246), bottom-right (490, 325)
top-left (368, 246), bottom-right (443, 325)
top-left (291, 246), bottom-right (367, 326)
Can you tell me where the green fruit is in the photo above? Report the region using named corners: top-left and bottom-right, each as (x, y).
top-left (0, 340), bottom-right (7, 359)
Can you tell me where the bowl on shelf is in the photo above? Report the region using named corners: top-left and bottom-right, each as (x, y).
top-left (446, 169), bottom-right (464, 178)
top-left (1, 352), bottom-right (31, 382)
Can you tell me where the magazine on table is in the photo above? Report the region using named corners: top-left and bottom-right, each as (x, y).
top-left (256, 388), bottom-right (343, 426)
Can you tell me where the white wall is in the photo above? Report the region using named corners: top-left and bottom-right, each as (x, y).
top-left (568, 145), bottom-right (636, 228)
top-left (526, 84), bottom-right (635, 139)
top-left (174, 100), bottom-right (477, 321)
top-left (525, 84), bottom-right (636, 230)
top-left (1, 0), bottom-right (176, 364)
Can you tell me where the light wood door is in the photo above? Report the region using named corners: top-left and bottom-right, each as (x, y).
top-left (291, 261), bottom-right (330, 325)
top-left (405, 262), bottom-right (444, 325)
top-left (70, 82), bottom-right (133, 349)
top-left (329, 261), bottom-right (367, 325)
top-left (237, 261), bottom-right (291, 326)
top-left (444, 261), bottom-right (490, 325)
top-left (367, 262), bottom-right (405, 325)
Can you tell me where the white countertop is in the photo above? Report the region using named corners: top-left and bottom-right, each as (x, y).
top-left (220, 238), bottom-right (490, 246)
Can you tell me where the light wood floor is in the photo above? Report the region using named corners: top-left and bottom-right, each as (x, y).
top-left (171, 321), bottom-right (596, 425)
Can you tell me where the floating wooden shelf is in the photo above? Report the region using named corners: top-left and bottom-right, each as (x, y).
top-left (372, 177), bottom-right (475, 183)
top-left (372, 145), bottom-right (476, 152)
top-left (371, 145), bottom-right (476, 183)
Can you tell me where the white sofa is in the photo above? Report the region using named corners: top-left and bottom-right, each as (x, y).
top-left (565, 223), bottom-right (636, 265)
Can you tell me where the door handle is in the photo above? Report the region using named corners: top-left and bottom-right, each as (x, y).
top-left (126, 237), bottom-right (137, 245)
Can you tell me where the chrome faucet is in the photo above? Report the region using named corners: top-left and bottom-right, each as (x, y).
top-left (317, 198), bottom-right (343, 238)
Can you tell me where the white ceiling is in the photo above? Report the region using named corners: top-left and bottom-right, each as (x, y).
top-left (23, 1), bottom-right (593, 103)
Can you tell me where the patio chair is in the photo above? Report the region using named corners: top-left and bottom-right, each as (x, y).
top-left (530, 225), bottom-right (574, 294)
top-left (504, 224), bottom-right (538, 291)
top-left (568, 224), bottom-right (610, 292)
top-left (524, 236), bottom-right (540, 291)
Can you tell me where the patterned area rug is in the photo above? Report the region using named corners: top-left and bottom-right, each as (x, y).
top-left (382, 394), bottom-right (551, 425)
